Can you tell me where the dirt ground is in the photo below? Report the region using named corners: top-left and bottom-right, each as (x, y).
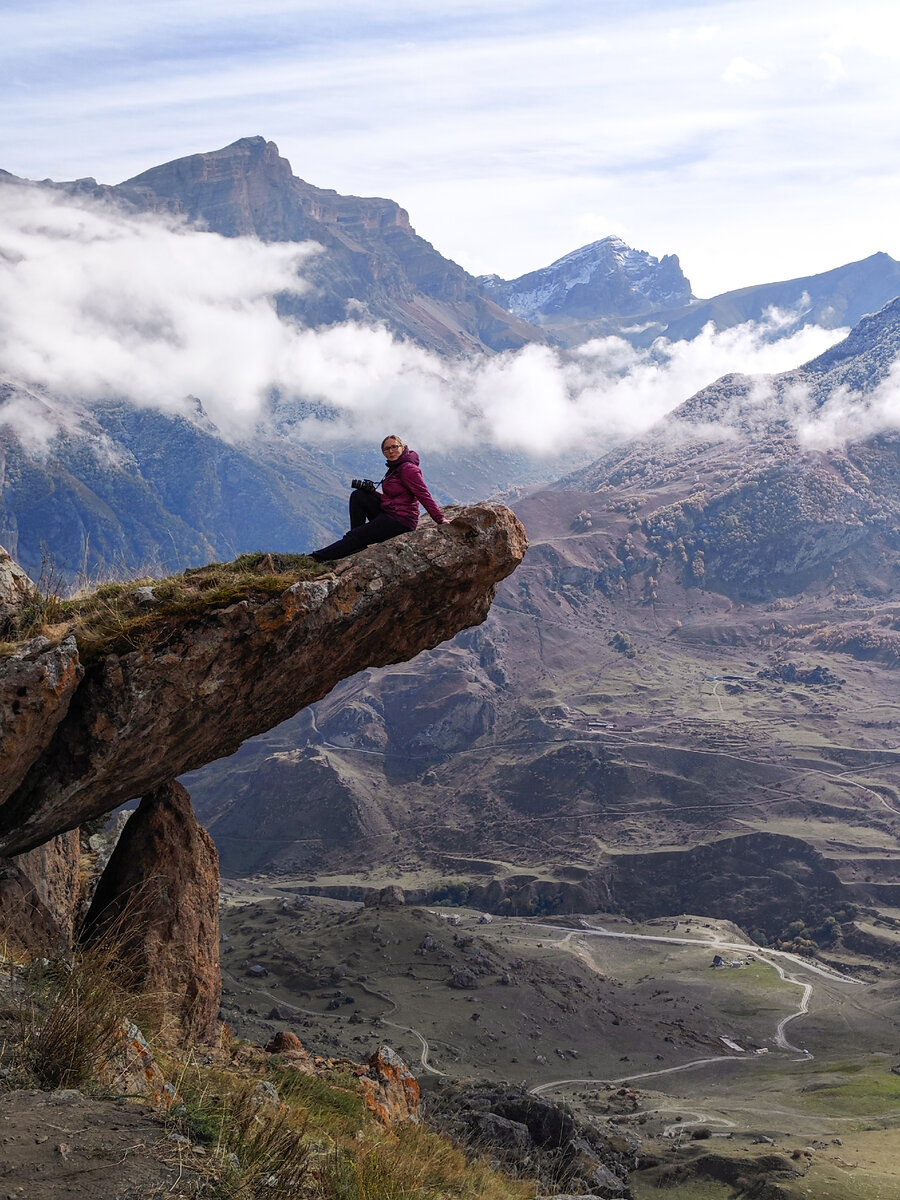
top-left (0, 1088), bottom-right (203, 1200)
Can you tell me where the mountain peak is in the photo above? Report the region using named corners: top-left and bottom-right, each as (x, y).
top-left (479, 236), bottom-right (693, 323)
top-left (120, 135), bottom-right (295, 199)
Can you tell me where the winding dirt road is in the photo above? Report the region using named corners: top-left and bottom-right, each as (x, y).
top-left (527, 919), bottom-right (862, 1097)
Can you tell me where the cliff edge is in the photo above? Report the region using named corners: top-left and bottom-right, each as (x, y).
top-left (0, 503), bottom-right (526, 858)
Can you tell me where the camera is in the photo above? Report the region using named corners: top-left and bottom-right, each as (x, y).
top-left (351, 478), bottom-right (377, 492)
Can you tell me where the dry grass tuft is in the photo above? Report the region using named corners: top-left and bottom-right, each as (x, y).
top-left (2, 551), bottom-right (329, 660)
top-left (17, 901), bottom-right (165, 1090)
top-left (310, 1123), bottom-right (534, 1200)
top-left (165, 1059), bottom-right (312, 1200)
top-left (163, 1053), bottom-right (533, 1200)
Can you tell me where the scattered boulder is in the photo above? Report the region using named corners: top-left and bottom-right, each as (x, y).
top-left (448, 967), bottom-right (478, 990)
top-left (251, 1080), bottom-right (282, 1111)
top-left (100, 1021), bottom-right (177, 1109)
top-left (469, 1112), bottom-right (533, 1156)
top-left (264, 1030), bottom-right (314, 1074)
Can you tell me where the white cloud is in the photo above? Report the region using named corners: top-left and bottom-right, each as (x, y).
top-left (722, 56), bottom-right (772, 84)
top-left (796, 361), bottom-right (900, 450)
top-left (0, 186), bottom-right (863, 464)
top-left (820, 50), bottom-right (847, 83)
top-left (0, 183), bottom-right (317, 439)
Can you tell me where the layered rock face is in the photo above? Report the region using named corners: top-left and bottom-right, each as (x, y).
top-left (42, 137), bottom-right (542, 356)
top-left (0, 840), bottom-right (77, 955)
top-left (0, 636), bottom-right (83, 809)
top-left (0, 545), bottom-right (35, 625)
top-left (0, 503), bottom-right (526, 858)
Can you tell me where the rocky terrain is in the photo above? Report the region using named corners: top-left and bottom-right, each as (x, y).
top-left (213, 885), bottom-right (900, 1199)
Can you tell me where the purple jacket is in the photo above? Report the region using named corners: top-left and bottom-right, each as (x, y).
top-left (379, 449), bottom-right (445, 530)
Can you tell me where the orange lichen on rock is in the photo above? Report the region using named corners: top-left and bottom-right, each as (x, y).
top-left (355, 1045), bottom-right (421, 1127)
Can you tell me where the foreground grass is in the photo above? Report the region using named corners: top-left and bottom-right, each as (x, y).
top-left (4, 552), bottom-right (329, 660)
top-left (161, 1053), bottom-right (535, 1200)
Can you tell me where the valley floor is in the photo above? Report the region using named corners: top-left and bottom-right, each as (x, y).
top-left (217, 882), bottom-right (900, 1199)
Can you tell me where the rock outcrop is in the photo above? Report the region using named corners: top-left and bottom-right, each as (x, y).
top-left (356, 1045), bottom-right (421, 1127)
top-left (0, 636), bottom-right (83, 809)
top-left (0, 503), bottom-right (526, 857)
top-left (0, 857), bottom-right (69, 954)
top-left (13, 830), bottom-right (82, 947)
top-left (426, 1082), bottom-right (635, 1197)
top-left (0, 545), bottom-right (35, 627)
top-left (82, 781), bottom-right (221, 1043)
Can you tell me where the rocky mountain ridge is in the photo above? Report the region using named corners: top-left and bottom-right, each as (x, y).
top-left (564, 296), bottom-right (900, 600)
top-left (7, 134), bottom-right (898, 366)
top-left (483, 247), bottom-right (900, 349)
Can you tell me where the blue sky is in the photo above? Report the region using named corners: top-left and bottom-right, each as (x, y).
top-left (3, 0), bottom-right (900, 296)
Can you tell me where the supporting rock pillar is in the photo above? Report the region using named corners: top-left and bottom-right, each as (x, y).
top-left (82, 780), bottom-right (221, 1045)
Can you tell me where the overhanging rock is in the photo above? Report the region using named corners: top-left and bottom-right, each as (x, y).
top-left (0, 503), bottom-right (527, 856)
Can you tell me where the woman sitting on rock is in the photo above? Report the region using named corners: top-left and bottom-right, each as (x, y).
top-left (310, 434), bottom-right (446, 562)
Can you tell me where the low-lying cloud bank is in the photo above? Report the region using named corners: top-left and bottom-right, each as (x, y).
top-left (1, 183), bottom-right (894, 461)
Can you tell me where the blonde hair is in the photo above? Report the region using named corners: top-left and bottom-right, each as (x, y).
top-left (381, 434), bottom-right (406, 452)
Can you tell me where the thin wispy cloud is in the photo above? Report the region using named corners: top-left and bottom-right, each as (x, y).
top-left (1, 1), bottom-right (898, 297)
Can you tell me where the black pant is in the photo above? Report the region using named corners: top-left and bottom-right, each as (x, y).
top-left (311, 488), bottom-right (409, 562)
